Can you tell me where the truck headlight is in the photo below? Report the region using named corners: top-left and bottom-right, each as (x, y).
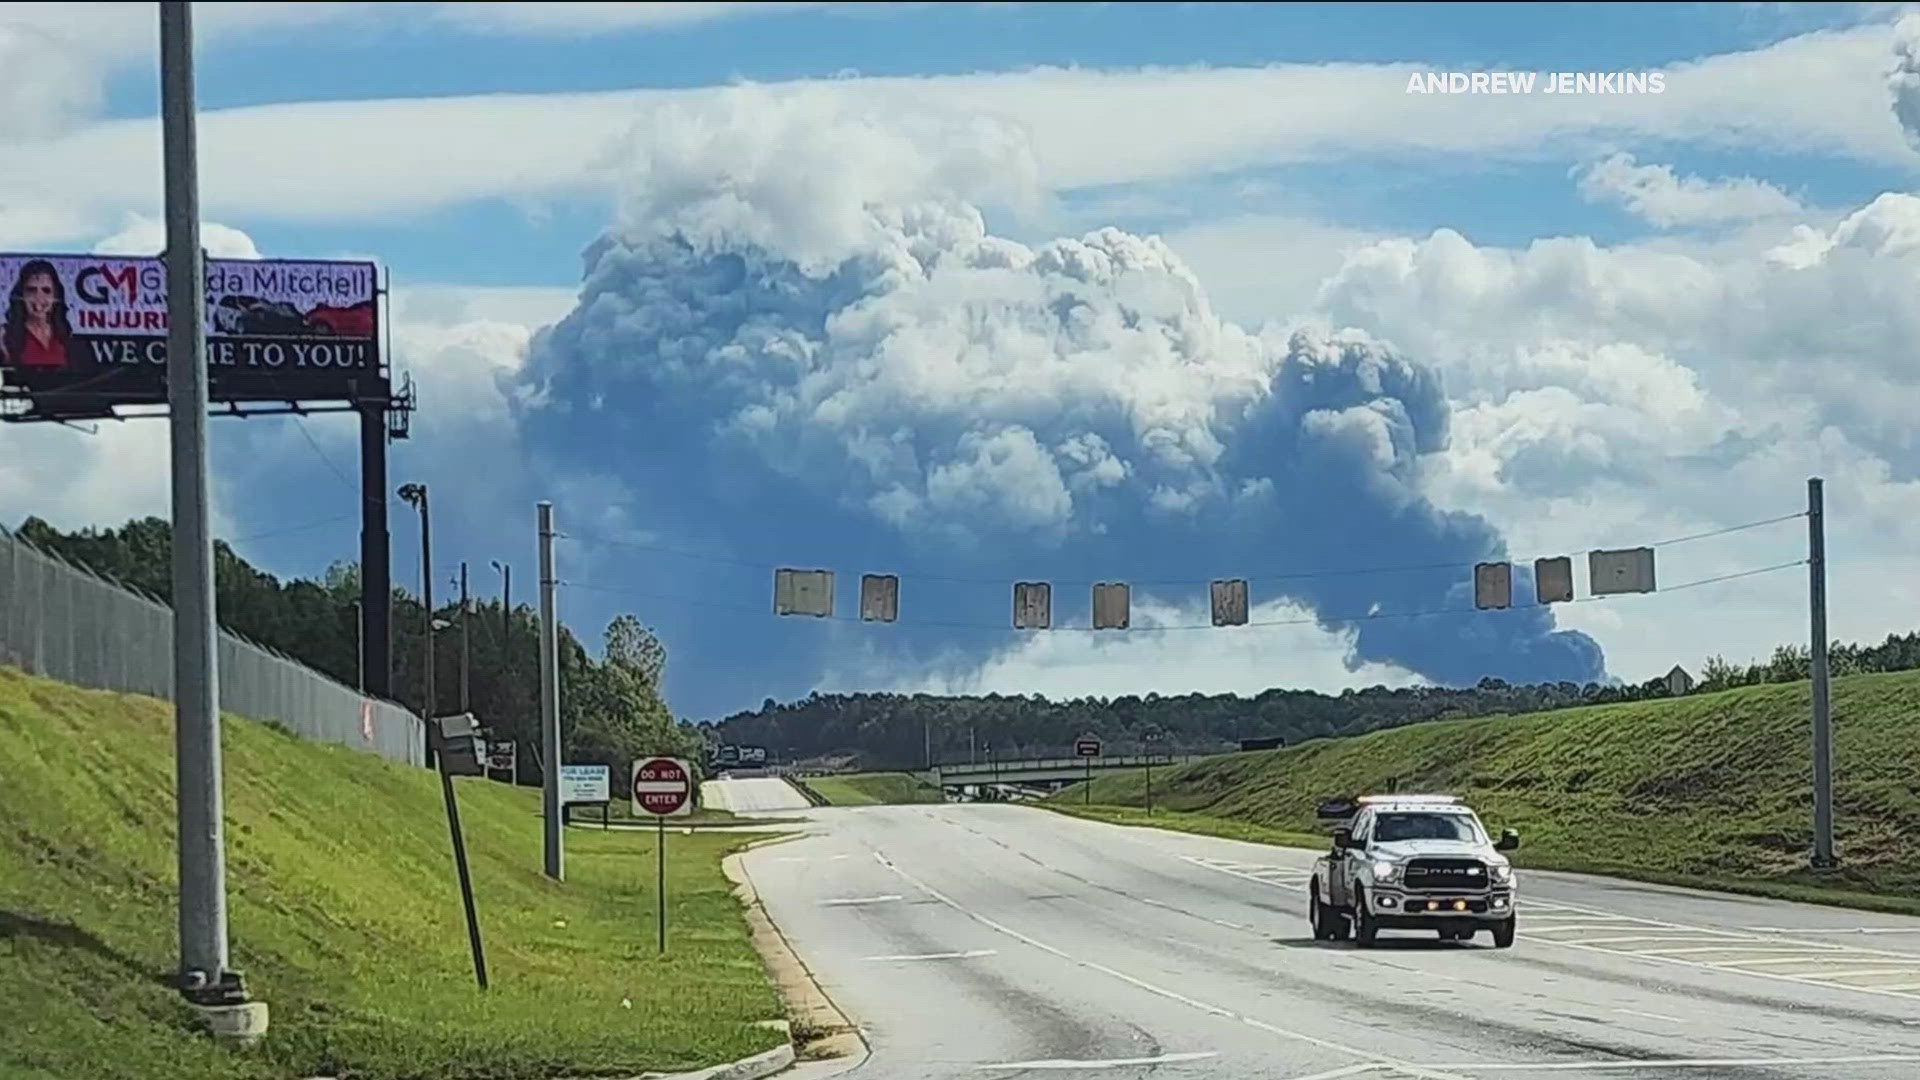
top-left (1490, 864), bottom-right (1514, 884)
top-left (1371, 861), bottom-right (1399, 883)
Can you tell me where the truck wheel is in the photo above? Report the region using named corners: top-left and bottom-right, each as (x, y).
top-left (1352, 888), bottom-right (1378, 947)
top-left (1310, 881), bottom-right (1349, 941)
top-left (1491, 916), bottom-right (1516, 949)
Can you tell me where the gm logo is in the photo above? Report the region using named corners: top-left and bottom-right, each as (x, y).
top-left (74, 263), bottom-right (161, 305)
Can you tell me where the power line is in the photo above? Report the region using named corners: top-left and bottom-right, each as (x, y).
top-left (229, 513), bottom-right (359, 544)
top-left (559, 510), bottom-right (1808, 589)
top-left (560, 558), bottom-right (1807, 635)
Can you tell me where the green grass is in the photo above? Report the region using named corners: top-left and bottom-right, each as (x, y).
top-left (803, 772), bottom-right (944, 807)
top-left (0, 666), bottom-right (788, 1080)
top-left (1049, 669), bottom-right (1920, 915)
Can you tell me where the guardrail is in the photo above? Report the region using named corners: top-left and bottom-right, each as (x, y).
top-left (932, 754), bottom-right (1206, 781)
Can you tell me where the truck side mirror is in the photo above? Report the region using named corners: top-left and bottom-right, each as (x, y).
top-left (1332, 828), bottom-right (1354, 850)
top-left (1495, 829), bottom-right (1520, 852)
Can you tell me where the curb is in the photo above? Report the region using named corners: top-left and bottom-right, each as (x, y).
top-left (636, 1043), bottom-right (796, 1080)
top-left (723, 842), bottom-right (870, 1072)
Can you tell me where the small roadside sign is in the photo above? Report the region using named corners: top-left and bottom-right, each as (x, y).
top-left (1074, 737), bottom-right (1102, 757)
top-left (559, 764), bottom-right (610, 804)
top-left (632, 757), bottom-right (693, 817)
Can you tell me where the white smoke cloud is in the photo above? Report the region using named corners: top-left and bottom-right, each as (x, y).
top-left (519, 94), bottom-right (1603, 697)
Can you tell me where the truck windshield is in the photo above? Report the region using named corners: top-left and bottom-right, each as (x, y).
top-left (1373, 812), bottom-right (1483, 843)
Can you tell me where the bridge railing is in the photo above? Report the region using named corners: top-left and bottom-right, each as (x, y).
top-left (933, 754), bottom-right (1205, 777)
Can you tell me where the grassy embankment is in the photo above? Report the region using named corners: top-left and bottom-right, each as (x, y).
top-left (1050, 670), bottom-right (1920, 915)
top-left (0, 666), bottom-right (789, 1080)
top-left (804, 772), bottom-right (945, 806)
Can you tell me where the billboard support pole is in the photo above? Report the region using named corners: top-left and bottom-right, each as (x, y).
top-left (161, 0), bottom-right (262, 1037)
top-left (539, 502), bottom-right (563, 881)
top-left (1808, 476), bottom-right (1835, 870)
top-left (359, 403), bottom-right (392, 703)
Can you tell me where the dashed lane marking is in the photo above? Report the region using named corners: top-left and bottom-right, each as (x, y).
top-left (819, 895), bottom-right (903, 906)
top-left (974, 1051), bottom-right (1219, 1070)
top-left (1179, 858), bottom-right (1920, 1002)
top-left (861, 949), bottom-right (996, 962)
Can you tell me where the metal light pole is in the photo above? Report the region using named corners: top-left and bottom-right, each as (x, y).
top-left (458, 562), bottom-right (470, 715)
top-left (492, 559), bottom-right (511, 777)
top-left (398, 482), bottom-right (434, 766)
top-left (1808, 476), bottom-right (1835, 869)
top-left (161, 1), bottom-right (255, 1028)
top-left (538, 502), bottom-right (563, 881)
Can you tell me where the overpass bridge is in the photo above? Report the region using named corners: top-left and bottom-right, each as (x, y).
top-left (931, 754), bottom-right (1206, 794)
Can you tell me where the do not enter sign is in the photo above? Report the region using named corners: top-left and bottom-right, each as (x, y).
top-left (632, 757), bottom-right (693, 817)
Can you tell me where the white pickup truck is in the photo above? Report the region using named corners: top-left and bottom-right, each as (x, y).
top-left (1308, 794), bottom-right (1520, 948)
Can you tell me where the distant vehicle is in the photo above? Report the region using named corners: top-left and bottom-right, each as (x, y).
top-left (1309, 794), bottom-right (1520, 948)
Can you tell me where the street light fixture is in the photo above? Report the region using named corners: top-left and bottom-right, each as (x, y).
top-left (397, 482), bottom-right (434, 766)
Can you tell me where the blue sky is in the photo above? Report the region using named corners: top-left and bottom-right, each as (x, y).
top-left (5, 1), bottom-right (1920, 721)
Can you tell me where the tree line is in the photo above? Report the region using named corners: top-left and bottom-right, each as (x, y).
top-left (13, 516), bottom-right (699, 785)
top-left (705, 637), bottom-right (1920, 770)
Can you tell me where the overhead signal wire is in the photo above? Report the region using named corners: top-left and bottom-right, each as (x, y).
top-left (561, 558), bottom-right (1807, 635)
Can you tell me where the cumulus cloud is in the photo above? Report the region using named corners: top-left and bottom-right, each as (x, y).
top-left (1892, 13), bottom-right (1920, 148)
top-left (516, 95), bottom-right (1603, 704)
top-left (1296, 184), bottom-right (1920, 685)
top-left (1575, 152), bottom-right (1802, 227)
top-left (1, 17), bottom-right (1916, 231)
top-left (91, 214), bottom-right (262, 259)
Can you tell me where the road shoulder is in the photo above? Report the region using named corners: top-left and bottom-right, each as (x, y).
top-left (722, 836), bottom-right (869, 1073)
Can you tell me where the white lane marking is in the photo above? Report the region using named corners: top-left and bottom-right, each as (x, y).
top-left (1744, 926), bottom-right (1920, 935)
top-left (1553, 935), bottom-right (1725, 946)
top-left (1877, 981), bottom-right (1920, 991)
top-left (974, 1051), bottom-right (1219, 1069)
top-left (1807, 967), bottom-right (1920, 981)
top-left (1633, 945), bottom-right (1844, 956)
top-left (862, 949), bottom-right (996, 962)
top-left (776, 857), bottom-right (811, 863)
top-left (1613, 1008), bottom-right (1682, 1023)
top-left (1519, 933), bottom-right (1920, 1003)
top-left (874, 849), bottom-right (1472, 1080)
top-left (830, 854), bottom-right (850, 860)
top-left (1181, 855), bottom-right (1308, 893)
top-left (1284, 1065), bottom-right (1392, 1080)
top-left (819, 895), bottom-right (903, 906)
top-left (1413, 1055), bottom-right (1920, 1072)
top-left (1714, 955), bottom-right (1917, 968)
top-left (1524, 896), bottom-right (1920, 960)
top-left (1526, 924), bottom-right (1659, 935)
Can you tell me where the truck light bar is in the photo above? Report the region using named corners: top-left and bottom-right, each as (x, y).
top-left (1355, 794), bottom-right (1460, 805)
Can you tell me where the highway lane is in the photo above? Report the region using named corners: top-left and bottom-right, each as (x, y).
top-left (705, 776), bottom-right (815, 814)
top-left (738, 803), bottom-right (1920, 1080)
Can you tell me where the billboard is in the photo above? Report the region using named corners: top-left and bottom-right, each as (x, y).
top-left (0, 253), bottom-right (381, 411)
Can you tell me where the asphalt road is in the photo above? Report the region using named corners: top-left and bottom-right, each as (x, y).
top-left (704, 776), bottom-right (814, 814)
top-left (735, 802), bottom-right (1920, 1080)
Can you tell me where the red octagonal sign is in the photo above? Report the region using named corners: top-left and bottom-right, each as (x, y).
top-left (632, 756), bottom-right (692, 817)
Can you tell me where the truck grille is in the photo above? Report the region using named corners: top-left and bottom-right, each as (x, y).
top-left (1402, 858), bottom-right (1488, 891)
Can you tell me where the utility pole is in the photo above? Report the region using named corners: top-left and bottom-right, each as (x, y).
top-left (538, 502), bottom-right (563, 881)
top-left (161, 0), bottom-right (261, 1037)
top-left (458, 562), bottom-right (470, 715)
top-left (492, 560), bottom-right (511, 778)
top-left (1808, 476), bottom-right (1835, 870)
top-left (399, 484), bottom-right (435, 765)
